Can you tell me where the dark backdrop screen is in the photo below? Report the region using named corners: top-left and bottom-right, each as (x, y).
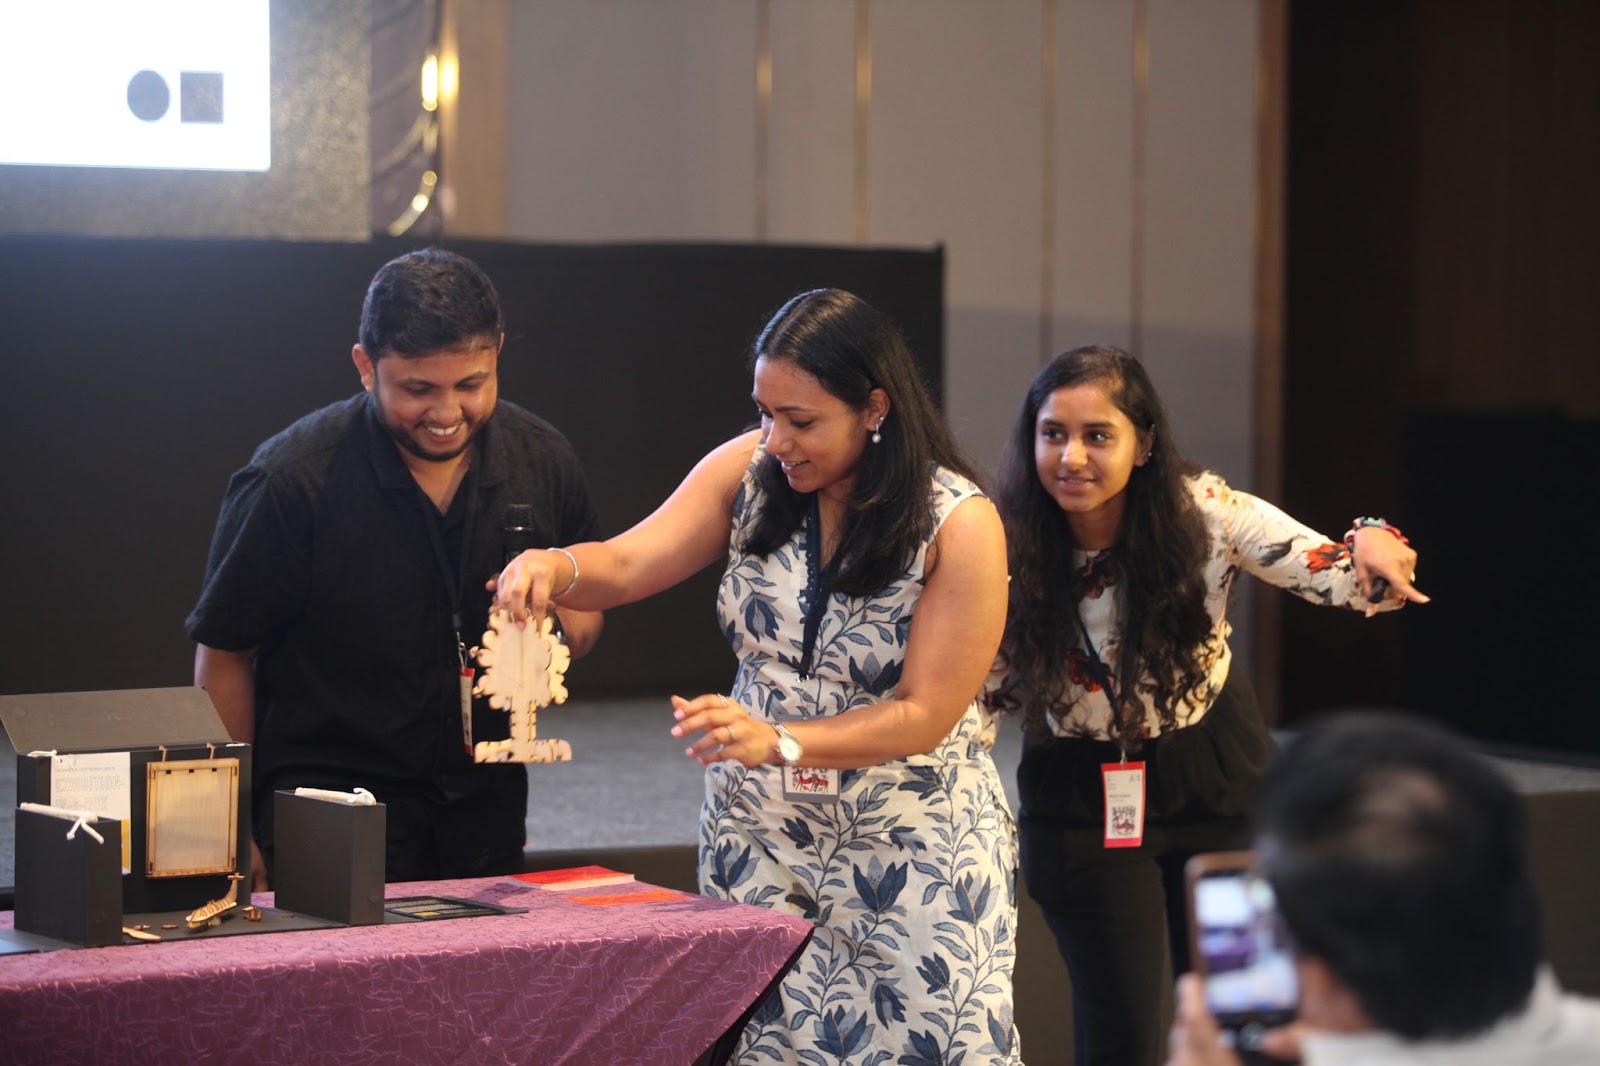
top-left (0, 235), bottom-right (944, 701)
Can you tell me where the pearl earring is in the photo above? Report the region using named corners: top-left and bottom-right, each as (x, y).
top-left (871, 419), bottom-right (883, 444)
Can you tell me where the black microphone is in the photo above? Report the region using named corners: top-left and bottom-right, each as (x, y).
top-left (502, 503), bottom-right (536, 565)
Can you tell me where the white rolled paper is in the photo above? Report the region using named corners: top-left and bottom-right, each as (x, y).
top-left (292, 786), bottom-right (378, 806)
top-left (18, 800), bottom-right (108, 843)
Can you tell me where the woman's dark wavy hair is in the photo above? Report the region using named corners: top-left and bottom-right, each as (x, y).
top-left (740, 289), bottom-right (983, 597)
top-left (992, 345), bottom-right (1212, 748)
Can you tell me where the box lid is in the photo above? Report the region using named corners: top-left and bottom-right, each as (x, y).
top-left (0, 687), bottom-right (231, 753)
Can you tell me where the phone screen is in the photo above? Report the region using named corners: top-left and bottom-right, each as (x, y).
top-left (1192, 868), bottom-right (1299, 1026)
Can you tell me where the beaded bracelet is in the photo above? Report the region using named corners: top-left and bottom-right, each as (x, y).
top-left (547, 547), bottom-right (580, 597)
top-left (1343, 516), bottom-right (1408, 547)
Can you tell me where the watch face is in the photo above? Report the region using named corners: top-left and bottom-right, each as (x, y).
top-left (777, 733), bottom-right (802, 764)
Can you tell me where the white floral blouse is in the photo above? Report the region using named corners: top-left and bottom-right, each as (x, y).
top-left (1047, 471), bottom-right (1393, 740)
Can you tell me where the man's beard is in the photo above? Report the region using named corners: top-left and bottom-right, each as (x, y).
top-left (374, 396), bottom-right (491, 464)
top-left (388, 423), bottom-right (477, 463)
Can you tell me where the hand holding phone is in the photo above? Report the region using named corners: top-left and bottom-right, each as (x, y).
top-left (1185, 851), bottom-right (1300, 1061)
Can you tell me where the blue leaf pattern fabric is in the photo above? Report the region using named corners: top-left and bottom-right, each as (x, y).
top-left (703, 445), bottom-right (1022, 1065)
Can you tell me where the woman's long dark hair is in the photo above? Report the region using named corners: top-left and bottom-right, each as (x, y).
top-left (741, 289), bottom-right (983, 596)
top-left (992, 346), bottom-right (1212, 747)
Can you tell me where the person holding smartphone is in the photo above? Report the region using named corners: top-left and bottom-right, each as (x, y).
top-left (987, 347), bottom-right (1427, 1066)
top-left (1183, 851), bottom-right (1300, 1060)
top-left (1166, 713), bottom-right (1600, 1065)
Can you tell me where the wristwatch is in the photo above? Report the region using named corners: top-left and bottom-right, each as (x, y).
top-left (773, 723), bottom-right (803, 766)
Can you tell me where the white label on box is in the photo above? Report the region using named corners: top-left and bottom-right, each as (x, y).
top-left (51, 752), bottom-right (132, 872)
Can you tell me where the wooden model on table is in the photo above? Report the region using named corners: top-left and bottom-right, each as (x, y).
top-left (185, 872), bottom-right (246, 930)
top-left (471, 609), bottom-right (573, 763)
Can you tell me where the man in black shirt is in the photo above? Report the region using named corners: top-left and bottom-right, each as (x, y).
top-left (187, 248), bottom-right (603, 888)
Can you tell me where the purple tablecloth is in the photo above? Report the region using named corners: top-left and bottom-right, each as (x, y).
top-left (0, 877), bottom-right (812, 1065)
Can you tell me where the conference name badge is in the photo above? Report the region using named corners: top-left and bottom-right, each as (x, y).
top-left (1102, 761), bottom-right (1146, 848)
top-left (783, 764), bottom-right (840, 805)
top-left (459, 667), bottom-right (476, 754)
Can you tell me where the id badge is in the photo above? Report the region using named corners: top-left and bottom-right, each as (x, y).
top-left (1102, 760), bottom-right (1146, 848)
top-left (459, 667), bottom-right (475, 754)
top-left (782, 763), bottom-right (841, 804)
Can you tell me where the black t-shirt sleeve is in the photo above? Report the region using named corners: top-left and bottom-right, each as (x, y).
top-left (557, 441), bottom-right (602, 545)
top-left (185, 465), bottom-right (311, 651)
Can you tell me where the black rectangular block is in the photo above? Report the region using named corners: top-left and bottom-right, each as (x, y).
top-left (273, 791), bottom-right (386, 925)
top-left (14, 808), bottom-right (122, 946)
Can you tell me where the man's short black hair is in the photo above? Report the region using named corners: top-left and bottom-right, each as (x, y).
top-left (358, 247), bottom-right (504, 358)
top-left (1259, 712), bottom-right (1542, 1040)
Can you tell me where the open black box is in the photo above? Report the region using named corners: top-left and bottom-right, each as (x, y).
top-left (273, 788), bottom-right (386, 926)
top-left (0, 687), bottom-right (252, 917)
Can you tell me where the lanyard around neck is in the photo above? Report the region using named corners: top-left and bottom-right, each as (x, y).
top-left (417, 467), bottom-right (478, 669)
top-left (1075, 604), bottom-right (1137, 761)
top-left (1074, 608), bottom-right (1120, 710)
top-left (797, 494), bottom-right (839, 678)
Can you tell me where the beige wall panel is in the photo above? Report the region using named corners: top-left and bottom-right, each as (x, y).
top-left (869, 1), bottom-right (1049, 473)
top-left (946, 307), bottom-right (1047, 474)
top-left (1051, 0), bottom-right (1137, 355)
top-left (504, 0), bottom-right (759, 241)
top-left (869, 1), bottom-right (1043, 307)
top-left (493, 0), bottom-right (1263, 488)
top-left (767, 1), bottom-right (857, 244)
top-left (441, 0), bottom-right (510, 238)
top-left (1141, 0), bottom-right (1261, 674)
top-left (1140, 0), bottom-right (1257, 487)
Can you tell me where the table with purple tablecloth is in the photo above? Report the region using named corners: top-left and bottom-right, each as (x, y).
top-left (0, 877), bottom-right (812, 1065)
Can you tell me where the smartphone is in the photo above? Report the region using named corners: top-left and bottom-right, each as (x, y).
top-left (1185, 851), bottom-right (1299, 1054)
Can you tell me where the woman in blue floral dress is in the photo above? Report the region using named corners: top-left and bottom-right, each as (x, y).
top-left (494, 289), bottom-right (1022, 1065)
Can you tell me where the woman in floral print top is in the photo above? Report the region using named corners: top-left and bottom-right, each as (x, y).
top-left (495, 289), bottom-right (1020, 1065)
top-left (988, 346), bottom-right (1426, 1066)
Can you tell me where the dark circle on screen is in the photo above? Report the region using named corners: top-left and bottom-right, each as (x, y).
top-left (127, 70), bottom-right (171, 122)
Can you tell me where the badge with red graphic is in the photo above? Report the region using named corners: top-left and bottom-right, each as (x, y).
top-left (1103, 761), bottom-right (1146, 848)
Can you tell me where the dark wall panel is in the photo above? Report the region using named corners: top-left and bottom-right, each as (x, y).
top-left (0, 236), bottom-right (944, 701)
top-left (1283, 0), bottom-right (1600, 758)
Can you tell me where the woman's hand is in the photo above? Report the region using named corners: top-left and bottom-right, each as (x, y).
top-left (1350, 526), bottom-right (1430, 617)
top-left (670, 693), bottom-right (780, 767)
top-left (486, 548), bottom-right (568, 625)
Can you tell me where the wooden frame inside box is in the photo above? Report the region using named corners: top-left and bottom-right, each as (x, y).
top-left (0, 687), bottom-right (253, 939)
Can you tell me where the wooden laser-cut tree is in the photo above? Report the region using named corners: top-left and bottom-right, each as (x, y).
top-left (471, 610), bottom-right (573, 763)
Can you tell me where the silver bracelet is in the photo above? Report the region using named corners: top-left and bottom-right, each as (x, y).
top-left (547, 547), bottom-right (580, 597)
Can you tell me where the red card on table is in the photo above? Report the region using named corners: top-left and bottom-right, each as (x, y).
top-left (572, 888), bottom-right (685, 907)
top-left (508, 865), bottom-right (635, 891)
